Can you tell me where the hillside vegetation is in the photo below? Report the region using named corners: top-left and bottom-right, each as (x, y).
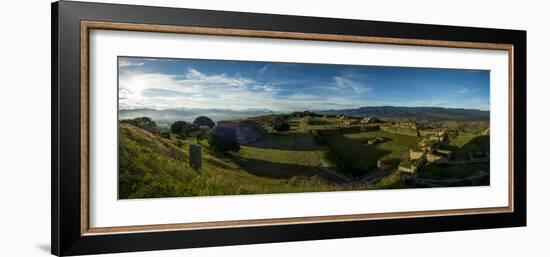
top-left (119, 123), bottom-right (380, 199)
top-left (119, 108), bottom-right (490, 199)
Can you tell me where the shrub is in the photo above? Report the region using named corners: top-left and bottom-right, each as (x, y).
top-left (273, 122), bottom-right (290, 131)
top-left (209, 126), bottom-right (240, 153)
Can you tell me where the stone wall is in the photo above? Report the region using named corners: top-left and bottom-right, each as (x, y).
top-left (316, 129), bottom-right (340, 136)
top-left (426, 153), bottom-right (449, 163)
top-left (428, 135), bottom-right (445, 142)
top-left (381, 125), bottom-right (419, 137)
top-left (435, 149), bottom-right (452, 159)
top-left (339, 126), bottom-right (362, 134)
top-left (398, 164), bottom-right (415, 173)
top-left (362, 125), bottom-right (380, 132)
top-left (418, 130), bottom-right (439, 137)
top-left (410, 149), bottom-right (424, 160)
top-left (395, 122), bottom-right (417, 129)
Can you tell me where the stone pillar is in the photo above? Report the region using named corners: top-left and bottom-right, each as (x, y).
top-left (377, 160), bottom-right (385, 169)
top-left (189, 144), bottom-right (202, 171)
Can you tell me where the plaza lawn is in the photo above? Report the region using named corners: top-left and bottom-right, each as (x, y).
top-left (323, 130), bottom-right (421, 177)
top-left (234, 132), bottom-right (350, 181)
top-left (442, 132), bottom-right (490, 160)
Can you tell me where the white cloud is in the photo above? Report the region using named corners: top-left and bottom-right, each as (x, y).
top-left (118, 67), bottom-right (488, 112)
top-left (119, 68), bottom-right (259, 109)
top-left (258, 65), bottom-right (269, 74)
top-left (333, 76), bottom-right (370, 93)
top-left (286, 93), bottom-right (320, 101)
top-left (457, 87), bottom-right (478, 94)
top-left (119, 68), bottom-right (371, 112)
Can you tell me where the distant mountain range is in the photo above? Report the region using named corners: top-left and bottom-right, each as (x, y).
top-left (120, 106), bottom-right (489, 126)
top-left (316, 106), bottom-right (489, 121)
top-left (119, 108), bottom-right (276, 126)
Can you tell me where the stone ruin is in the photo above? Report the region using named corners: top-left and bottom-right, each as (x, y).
top-left (366, 137), bottom-right (385, 145)
top-left (342, 119), bottom-right (359, 127)
top-left (409, 148), bottom-right (425, 160)
top-left (189, 144), bottom-right (202, 171)
top-left (377, 159), bottom-right (387, 169)
top-left (216, 120), bottom-right (267, 145)
top-left (409, 137), bottom-right (452, 164)
top-left (398, 158), bottom-right (426, 173)
top-left (380, 122), bottom-right (419, 137)
top-left (395, 122), bottom-right (417, 129)
top-left (419, 129), bottom-right (448, 142)
top-left (423, 148), bottom-right (453, 163)
top-left (426, 152), bottom-right (449, 163)
top-left (361, 117), bottom-right (381, 124)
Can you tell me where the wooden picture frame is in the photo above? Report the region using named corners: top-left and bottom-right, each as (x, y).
top-left (52, 1), bottom-right (526, 256)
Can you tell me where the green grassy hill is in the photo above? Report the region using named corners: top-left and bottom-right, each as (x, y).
top-left (118, 112), bottom-right (487, 199)
top-left (119, 123), bottom-right (372, 199)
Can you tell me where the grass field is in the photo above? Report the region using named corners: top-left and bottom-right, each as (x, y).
top-left (323, 130), bottom-right (421, 176)
top-left (119, 116), bottom-right (488, 199)
top-left (119, 123), bottom-right (366, 199)
top-left (234, 132), bottom-right (350, 180)
top-left (442, 132), bottom-right (490, 160)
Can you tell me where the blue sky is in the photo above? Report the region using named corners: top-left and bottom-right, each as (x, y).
top-left (118, 57), bottom-right (490, 112)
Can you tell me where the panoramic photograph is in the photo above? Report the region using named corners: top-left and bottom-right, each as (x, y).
top-left (117, 56), bottom-right (491, 199)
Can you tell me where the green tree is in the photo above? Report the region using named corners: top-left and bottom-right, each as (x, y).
top-left (192, 116), bottom-right (215, 128)
top-left (170, 121), bottom-right (197, 138)
top-left (273, 122), bottom-right (290, 131)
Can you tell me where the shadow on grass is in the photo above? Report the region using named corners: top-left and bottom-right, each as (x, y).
top-left (203, 155), bottom-right (235, 170)
top-left (229, 155), bottom-right (345, 183)
top-left (323, 134), bottom-right (392, 177)
top-left (245, 132), bottom-right (321, 151)
top-left (440, 134), bottom-right (490, 160)
top-left (382, 157), bottom-right (401, 167)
